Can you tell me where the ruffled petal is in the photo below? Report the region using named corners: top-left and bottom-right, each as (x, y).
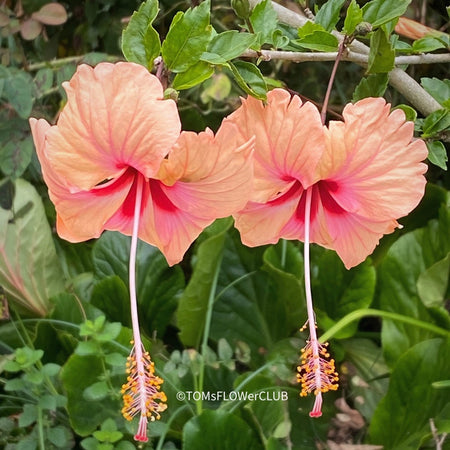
top-left (234, 181), bottom-right (302, 247)
top-left (142, 181), bottom-right (211, 266)
top-left (322, 98), bottom-right (427, 221)
top-left (225, 89), bottom-right (325, 202)
top-left (44, 62), bottom-right (181, 190)
top-left (157, 121), bottom-right (254, 218)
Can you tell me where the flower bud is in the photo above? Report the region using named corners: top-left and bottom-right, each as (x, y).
top-left (231, 0), bottom-right (251, 20)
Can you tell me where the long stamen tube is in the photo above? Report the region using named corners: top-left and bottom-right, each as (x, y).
top-left (297, 188), bottom-right (339, 417)
top-left (121, 175), bottom-right (167, 442)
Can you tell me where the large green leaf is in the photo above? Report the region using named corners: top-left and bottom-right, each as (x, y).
top-left (369, 338), bottom-right (450, 449)
top-left (177, 218), bottom-right (232, 347)
top-left (352, 73), bottom-right (389, 101)
top-left (92, 231), bottom-right (184, 336)
top-left (379, 205), bottom-right (450, 366)
top-left (314, 252), bottom-right (376, 338)
top-left (162, 0), bottom-right (212, 73)
top-left (2, 71), bottom-right (34, 119)
top-left (183, 409), bottom-right (260, 449)
top-left (209, 231), bottom-right (293, 367)
top-left (121, 0), bottom-right (161, 69)
top-left (60, 354), bottom-right (119, 436)
top-left (0, 179), bottom-right (64, 316)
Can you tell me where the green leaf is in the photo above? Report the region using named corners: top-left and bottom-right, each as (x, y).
top-left (421, 78), bottom-right (450, 107)
top-left (422, 109), bottom-right (450, 138)
top-left (61, 354), bottom-right (119, 436)
top-left (47, 426), bottom-right (72, 448)
top-left (34, 68), bottom-right (53, 97)
top-left (0, 178), bottom-right (15, 210)
top-left (177, 218), bottom-right (232, 347)
top-left (379, 207), bottom-right (450, 366)
top-left (249, 0), bottom-right (278, 46)
top-left (207, 30), bottom-right (258, 61)
top-left (352, 73), bottom-right (389, 102)
top-left (362, 0), bottom-right (411, 28)
top-left (314, 252), bottom-right (376, 338)
top-left (162, 0), bottom-right (212, 73)
top-left (294, 30), bottom-right (339, 52)
top-left (369, 338), bottom-right (450, 449)
top-left (91, 276), bottom-right (130, 328)
top-left (262, 240), bottom-right (305, 331)
top-left (209, 231), bottom-right (293, 367)
top-left (426, 141), bottom-right (448, 170)
top-left (229, 60), bottom-right (267, 101)
top-left (172, 61), bottom-right (214, 90)
top-left (121, 0), bottom-right (161, 69)
top-left (0, 179), bottom-right (65, 316)
top-left (343, 0), bottom-right (363, 35)
top-left (392, 104), bottom-right (417, 122)
top-left (315, 0), bottom-right (346, 32)
top-left (417, 253), bottom-right (450, 307)
top-left (19, 404), bottom-right (37, 427)
top-left (367, 28), bottom-right (395, 73)
top-left (0, 136), bottom-right (33, 178)
top-left (412, 36), bottom-right (447, 53)
top-left (83, 380), bottom-right (110, 401)
top-left (183, 409), bottom-right (260, 449)
top-left (3, 72), bottom-right (34, 118)
top-left (92, 231), bottom-right (184, 336)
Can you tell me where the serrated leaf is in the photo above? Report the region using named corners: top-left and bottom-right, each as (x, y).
top-left (294, 30), bottom-right (339, 52)
top-left (362, 0), bottom-right (411, 28)
top-left (47, 426), bottom-right (72, 447)
top-left (343, 0), bottom-right (363, 35)
top-left (412, 36), bottom-right (447, 53)
top-left (367, 28), bottom-right (395, 73)
top-left (315, 0), bottom-right (346, 32)
top-left (352, 72), bottom-right (389, 101)
top-left (229, 60), bottom-right (267, 101)
top-left (172, 61), bottom-right (214, 90)
top-left (75, 340), bottom-right (99, 356)
top-left (121, 0), bottom-right (161, 69)
top-left (207, 30), bottom-right (257, 61)
top-left (426, 141), bottom-right (448, 170)
top-left (0, 180), bottom-right (64, 316)
top-left (162, 0), bottom-right (212, 73)
top-left (249, 0), bottom-right (278, 46)
top-left (422, 109), bottom-right (450, 138)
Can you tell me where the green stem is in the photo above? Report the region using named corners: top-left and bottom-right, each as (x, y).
top-left (281, 239), bottom-right (287, 269)
top-left (196, 253), bottom-right (223, 415)
top-left (37, 406), bottom-right (45, 450)
top-left (319, 308), bottom-right (450, 343)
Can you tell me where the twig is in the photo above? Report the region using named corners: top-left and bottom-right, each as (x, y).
top-left (241, 49), bottom-right (450, 66)
top-left (430, 418), bottom-right (448, 450)
top-left (248, 0), bottom-right (443, 116)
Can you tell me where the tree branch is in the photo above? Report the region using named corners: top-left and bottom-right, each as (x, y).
top-left (248, 0), bottom-right (444, 116)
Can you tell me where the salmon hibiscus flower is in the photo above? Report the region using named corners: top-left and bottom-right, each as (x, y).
top-left (30, 62), bottom-right (253, 441)
top-left (229, 89), bottom-right (428, 269)
top-left (227, 88), bottom-right (427, 417)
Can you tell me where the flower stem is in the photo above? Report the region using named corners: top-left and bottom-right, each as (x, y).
top-left (197, 252), bottom-right (223, 415)
top-left (321, 38), bottom-right (348, 124)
